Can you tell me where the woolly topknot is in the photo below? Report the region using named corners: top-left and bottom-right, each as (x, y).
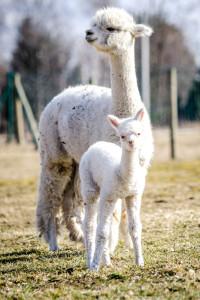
top-left (92, 7), bottom-right (136, 31)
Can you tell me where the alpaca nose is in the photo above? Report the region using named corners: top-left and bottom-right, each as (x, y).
top-left (129, 141), bottom-right (133, 146)
top-left (86, 30), bottom-right (94, 36)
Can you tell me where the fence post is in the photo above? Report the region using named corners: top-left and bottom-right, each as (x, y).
top-left (15, 73), bottom-right (39, 149)
top-left (141, 36), bottom-right (151, 113)
top-left (169, 67), bottom-right (178, 159)
top-left (7, 72), bottom-right (15, 143)
top-left (15, 98), bottom-right (25, 144)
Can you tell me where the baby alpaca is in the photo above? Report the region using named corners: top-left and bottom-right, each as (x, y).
top-left (79, 109), bottom-right (148, 271)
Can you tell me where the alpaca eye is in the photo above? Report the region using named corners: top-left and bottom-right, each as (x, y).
top-left (106, 27), bottom-right (115, 32)
top-left (121, 135), bottom-right (125, 139)
top-left (137, 133), bottom-right (141, 136)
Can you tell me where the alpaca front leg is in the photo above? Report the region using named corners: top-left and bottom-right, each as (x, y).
top-left (91, 198), bottom-right (116, 271)
top-left (125, 195), bottom-right (144, 266)
top-left (101, 239), bottom-right (111, 267)
top-left (84, 198), bottom-right (98, 268)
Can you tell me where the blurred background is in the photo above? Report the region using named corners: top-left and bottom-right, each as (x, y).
top-left (1, 3), bottom-right (200, 298)
top-left (0, 0), bottom-right (199, 159)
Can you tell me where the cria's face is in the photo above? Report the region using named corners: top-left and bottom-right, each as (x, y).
top-left (107, 108), bottom-right (145, 151)
top-left (85, 9), bottom-right (135, 54)
top-left (118, 121), bottom-right (143, 151)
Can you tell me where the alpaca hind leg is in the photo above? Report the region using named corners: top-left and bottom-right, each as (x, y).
top-left (37, 168), bottom-right (63, 251)
top-left (37, 209), bottom-right (59, 251)
top-left (62, 173), bottom-right (83, 242)
top-left (120, 201), bottom-right (133, 249)
top-left (47, 212), bottom-right (60, 251)
top-left (37, 157), bottom-right (74, 250)
top-left (38, 112), bottom-right (75, 250)
top-left (108, 198), bottom-right (122, 255)
top-left (71, 166), bottom-right (84, 240)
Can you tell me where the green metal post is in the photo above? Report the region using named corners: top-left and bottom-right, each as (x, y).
top-left (7, 72), bottom-right (16, 142)
top-left (0, 88), bottom-right (8, 126)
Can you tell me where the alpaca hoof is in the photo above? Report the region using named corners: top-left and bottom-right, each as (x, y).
top-left (67, 217), bottom-right (84, 242)
top-left (69, 230), bottom-right (84, 242)
top-left (90, 263), bottom-right (99, 271)
top-left (101, 256), bottom-right (112, 267)
top-left (102, 262), bottom-right (112, 268)
top-left (136, 258), bottom-right (144, 267)
top-left (49, 245), bottom-right (60, 251)
top-left (125, 235), bottom-right (133, 249)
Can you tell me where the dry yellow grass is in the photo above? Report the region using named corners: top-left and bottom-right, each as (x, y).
top-left (0, 143), bottom-right (39, 180)
top-left (0, 124), bottom-right (200, 299)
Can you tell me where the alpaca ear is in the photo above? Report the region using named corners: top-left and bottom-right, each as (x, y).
top-left (135, 109), bottom-right (145, 121)
top-left (107, 114), bottom-right (121, 130)
top-left (132, 24), bottom-right (153, 37)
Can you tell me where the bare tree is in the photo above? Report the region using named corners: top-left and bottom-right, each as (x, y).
top-left (149, 16), bottom-right (195, 124)
top-left (11, 18), bottom-right (69, 119)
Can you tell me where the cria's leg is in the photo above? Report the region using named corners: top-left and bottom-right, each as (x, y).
top-left (125, 195), bottom-right (144, 266)
top-left (91, 196), bottom-right (116, 271)
top-left (101, 238), bottom-right (111, 267)
top-left (84, 196), bottom-right (98, 268)
top-left (108, 198), bottom-right (122, 255)
top-left (80, 168), bottom-right (98, 268)
top-left (120, 206), bottom-right (133, 249)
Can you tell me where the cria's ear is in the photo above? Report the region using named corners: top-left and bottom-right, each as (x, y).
top-left (132, 24), bottom-right (153, 37)
top-left (135, 109), bottom-right (145, 121)
top-left (107, 114), bottom-right (121, 130)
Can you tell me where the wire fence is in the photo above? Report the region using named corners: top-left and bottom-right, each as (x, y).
top-left (0, 66), bottom-right (199, 160)
top-left (0, 68), bottom-right (200, 124)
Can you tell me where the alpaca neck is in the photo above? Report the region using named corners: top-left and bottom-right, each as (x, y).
top-left (120, 147), bottom-right (139, 181)
top-left (110, 43), bottom-right (142, 118)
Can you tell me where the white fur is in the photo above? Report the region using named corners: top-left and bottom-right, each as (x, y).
top-left (36, 7), bottom-right (153, 251)
top-left (80, 111), bottom-right (147, 270)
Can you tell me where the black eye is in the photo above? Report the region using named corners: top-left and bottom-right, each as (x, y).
top-left (121, 135), bottom-right (125, 139)
top-left (106, 27), bottom-right (115, 32)
top-left (137, 133), bottom-right (141, 136)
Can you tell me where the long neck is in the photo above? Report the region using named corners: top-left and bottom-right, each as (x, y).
top-left (120, 147), bottom-right (139, 180)
top-left (110, 43), bottom-right (142, 118)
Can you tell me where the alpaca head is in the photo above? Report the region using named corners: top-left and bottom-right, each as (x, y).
top-left (86, 7), bottom-right (153, 55)
top-left (107, 109), bottom-right (144, 151)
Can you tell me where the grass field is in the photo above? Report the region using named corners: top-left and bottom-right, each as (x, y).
top-left (0, 126), bottom-right (200, 299)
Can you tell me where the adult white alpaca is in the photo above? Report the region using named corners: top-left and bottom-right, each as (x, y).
top-left (80, 109), bottom-right (146, 270)
top-left (36, 7), bottom-right (153, 251)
